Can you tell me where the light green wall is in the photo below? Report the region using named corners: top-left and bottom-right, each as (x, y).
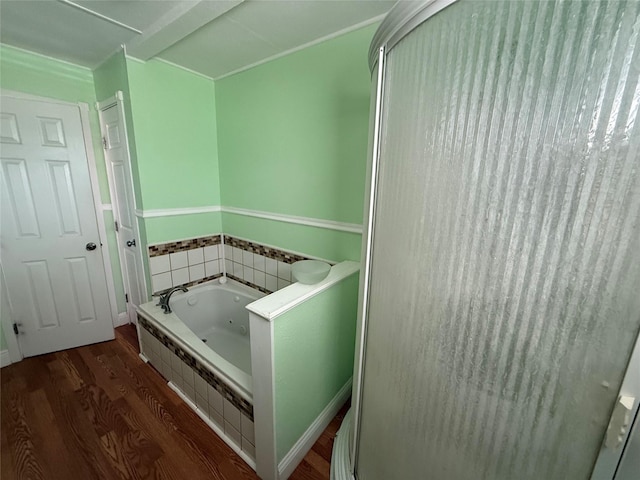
top-left (94, 54), bottom-right (224, 288)
top-left (274, 272), bottom-right (359, 460)
top-left (93, 49), bottom-right (129, 102)
top-left (223, 212), bottom-right (361, 261)
top-left (126, 58), bottom-right (220, 211)
top-left (0, 44), bottom-right (127, 316)
top-left (123, 58), bottom-right (222, 248)
top-left (216, 25), bottom-right (375, 261)
top-left (145, 212), bottom-right (222, 245)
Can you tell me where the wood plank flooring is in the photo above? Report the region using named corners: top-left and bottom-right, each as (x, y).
top-left (1, 325), bottom-right (348, 480)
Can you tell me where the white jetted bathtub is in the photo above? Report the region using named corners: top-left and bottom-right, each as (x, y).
top-left (136, 278), bottom-right (263, 466)
top-left (170, 281), bottom-right (256, 375)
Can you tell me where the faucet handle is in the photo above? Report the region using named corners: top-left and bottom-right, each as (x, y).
top-left (153, 290), bottom-right (168, 306)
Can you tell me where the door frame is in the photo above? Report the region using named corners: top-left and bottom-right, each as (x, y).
top-left (96, 91), bottom-right (148, 324)
top-left (0, 89), bottom-right (119, 364)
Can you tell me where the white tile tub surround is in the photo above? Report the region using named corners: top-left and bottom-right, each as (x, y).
top-left (152, 234), bottom-right (328, 295)
top-left (151, 244), bottom-right (222, 293)
top-left (230, 250), bottom-right (293, 293)
top-left (187, 248), bottom-right (204, 265)
top-left (171, 267), bottom-right (190, 287)
top-left (138, 319), bottom-right (257, 465)
top-left (170, 251), bottom-right (188, 269)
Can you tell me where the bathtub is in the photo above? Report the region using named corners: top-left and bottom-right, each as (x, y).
top-left (136, 278), bottom-right (263, 465)
top-left (170, 281), bottom-right (257, 376)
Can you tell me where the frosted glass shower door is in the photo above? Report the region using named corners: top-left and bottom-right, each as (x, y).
top-left (356, 1), bottom-right (640, 479)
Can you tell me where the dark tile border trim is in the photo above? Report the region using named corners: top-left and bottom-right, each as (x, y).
top-left (148, 233), bottom-right (314, 296)
top-left (224, 236), bottom-right (308, 264)
top-left (227, 274), bottom-right (271, 295)
top-left (186, 273), bottom-right (224, 287)
top-left (154, 273), bottom-right (223, 295)
top-left (138, 315), bottom-right (253, 420)
top-left (149, 234), bottom-right (221, 257)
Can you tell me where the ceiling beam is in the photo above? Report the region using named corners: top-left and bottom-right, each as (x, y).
top-left (125, 0), bottom-right (244, 61)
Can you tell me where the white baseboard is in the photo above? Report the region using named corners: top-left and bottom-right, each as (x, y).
top-left (114, 312), bottom-right (129, 327)
top-left (278, 378), bottom-right (352, 480)
top-left (138, 352), bottom-right (149, 363)
top-left (0, 349), bottom-right (12, 368)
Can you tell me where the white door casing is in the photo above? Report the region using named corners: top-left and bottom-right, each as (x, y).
top-left (98, 92), bottom-right (146, 324)
top-left (0, 95), bottom-right (115, 357)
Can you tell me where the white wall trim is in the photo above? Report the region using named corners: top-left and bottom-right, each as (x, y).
top-left (124, 52), bottom-right (145, 64)
top-left (152, 57), bottom-right (215, 81)
top-left (278, 378), bottom-right (352, 479)
top-left (222, 206), bottom-right (363, 234)
top-left (134, 205), bottom-right (221, 218)
top-left (214, 13), bottom-right (387, 80)
top-left (250, 312), bottom-right (278, 480)
top-left (1, 89), bottom-right (84, 107)
top-left (114, 312), bottom-right (129, 327)
top-left (0, 350), bottom-right (12, 368)
top-left (0, 45), bottom-right (92, 72)
top-left (134, 205), bottom-right (362, 234)
top-left (102, 203), bottom-right (113, 211)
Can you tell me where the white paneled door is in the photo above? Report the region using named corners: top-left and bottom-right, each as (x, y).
top-left (0, 96), bottom-right (114, 357)
top-left (98, 95), bottom-right (146, 324)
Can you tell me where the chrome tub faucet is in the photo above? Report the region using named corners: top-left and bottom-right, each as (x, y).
top-left (157, 286), bottom-right (188, 314)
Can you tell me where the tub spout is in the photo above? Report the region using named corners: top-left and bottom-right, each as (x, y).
top-left (158, 286), bottom-right (188, 314)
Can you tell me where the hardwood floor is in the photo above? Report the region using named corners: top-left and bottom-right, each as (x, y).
top-left (1, 325), bottom-right (348, 480)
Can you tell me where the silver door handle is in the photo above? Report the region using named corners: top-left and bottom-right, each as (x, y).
top-left (126, 239), bottom-right (136, 247)
top-left (86, 242), bottom-right (97, 251)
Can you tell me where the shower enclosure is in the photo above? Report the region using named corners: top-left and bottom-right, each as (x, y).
top-left (335, 0), bottom-right (640, 479)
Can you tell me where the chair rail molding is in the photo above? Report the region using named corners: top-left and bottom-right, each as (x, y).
top-left (134, 206), bottom-right (363, 234)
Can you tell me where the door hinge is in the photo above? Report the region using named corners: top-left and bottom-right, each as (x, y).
top-left (115, 220), bottom-right (119, 232)
top-left (125, 293), bottom-right (129, 303)
top-left (102, 136), bottom-right (107, 149)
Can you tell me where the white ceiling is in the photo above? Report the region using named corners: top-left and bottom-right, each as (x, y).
top-left (0, 0), bottom-right (395, 79)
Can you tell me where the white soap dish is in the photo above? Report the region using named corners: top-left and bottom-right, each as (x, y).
top-left (292, 260), bottom-right (331, 284)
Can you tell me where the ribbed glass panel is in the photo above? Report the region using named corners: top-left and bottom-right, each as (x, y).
top-left (356, 1), bottom-right (640, 479)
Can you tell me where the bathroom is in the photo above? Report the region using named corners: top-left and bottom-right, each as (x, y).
top-left (0, 1), bottom-right (637, 478)
top-left (1, 1), bottom-right (381, 478)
